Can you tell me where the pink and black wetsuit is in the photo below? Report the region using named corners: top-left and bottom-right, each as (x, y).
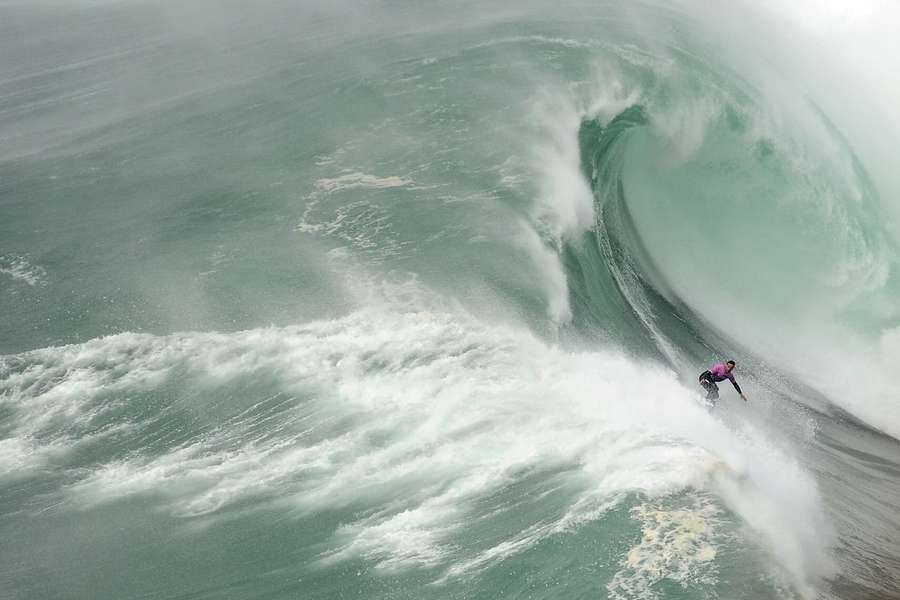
top-left (698, 362), bottom-right (742, 401)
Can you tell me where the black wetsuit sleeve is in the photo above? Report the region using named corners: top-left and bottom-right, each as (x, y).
top-left (730, 378), bottom-right (742, 394)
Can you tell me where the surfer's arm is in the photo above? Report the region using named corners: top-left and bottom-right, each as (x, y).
top-left (728, 375), bottom-right (747, 400)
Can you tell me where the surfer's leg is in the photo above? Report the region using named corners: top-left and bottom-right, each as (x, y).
top-left (699, 377), bottom-right (719, 401)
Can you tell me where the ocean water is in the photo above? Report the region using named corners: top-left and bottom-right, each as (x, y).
top-left (2, 1), bottom-right (900, 599)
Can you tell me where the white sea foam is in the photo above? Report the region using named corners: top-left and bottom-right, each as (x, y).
top-left (0, 291), bottom-right (835, 595)
top-left (297, 198), bottom-right (413, 262)
top-left (608, 498), bottom-right (721, 600)
top-left (298, 169), bottom-right (421, 263)
top-left (0, 254), bottom-right (47, 287)
top-left (314, 172), bottom-right (415, 193)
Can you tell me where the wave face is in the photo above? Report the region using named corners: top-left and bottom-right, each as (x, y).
top-left (2, 1), bottom-right (900, 599)
top-left (572, 64), bottom-right (899, 437)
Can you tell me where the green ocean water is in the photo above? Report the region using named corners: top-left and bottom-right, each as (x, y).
top-left (2, 1), bottom-right (900, 599)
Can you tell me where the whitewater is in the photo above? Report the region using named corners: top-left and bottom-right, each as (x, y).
top-left (1, 1), bottom-right (899, 599)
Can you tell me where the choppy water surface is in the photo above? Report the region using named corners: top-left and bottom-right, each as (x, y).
top-left (2, 1), bottom-right (900, 599)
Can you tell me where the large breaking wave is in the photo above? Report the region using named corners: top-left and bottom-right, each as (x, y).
top-left (2, 1), bottom-right (900, 599)
top-left (524, 4), bottom-right (900, 439)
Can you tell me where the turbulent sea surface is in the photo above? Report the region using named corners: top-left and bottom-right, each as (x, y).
top-left (2, 1), bottom-right (900, 599)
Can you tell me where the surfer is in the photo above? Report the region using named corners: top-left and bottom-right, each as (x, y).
top-left (698, 360), bottom-right (747, 403)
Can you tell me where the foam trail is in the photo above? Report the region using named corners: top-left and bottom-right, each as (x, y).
top-left (0, 302), bottom-right (835, 595)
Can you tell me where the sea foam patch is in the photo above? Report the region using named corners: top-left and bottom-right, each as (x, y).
top-left (314, 172), bottom-right (415, 192)
top-left (607, 497), bottom-right (721, 600)
top-left (0, 254), bottom-right (47, 287)
top-left (0, 302), bottom-right (833, 595)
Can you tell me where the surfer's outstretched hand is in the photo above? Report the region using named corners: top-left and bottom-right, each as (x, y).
top-left (740, 393), bottom-right (747, 402)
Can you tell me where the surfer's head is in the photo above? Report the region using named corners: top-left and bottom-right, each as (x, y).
top-left (725, 360), bottom-right (736, 372)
